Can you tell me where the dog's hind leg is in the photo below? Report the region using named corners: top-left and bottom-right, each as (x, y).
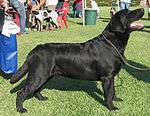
top-left (10, 61), bottom-right (28, 84)
top-left (34, 80), bottom-right (52, 101)
top-left (16, 74), bottom-right (50, 113)
top-left (16, 85), bottom-right (30, 113)
top-left (34, 91), bottom-right (48, 101)
top-left (16, 82), bottom-right (47, 113)
top-left (34, 67), bottom-right (55, 101)
top-left (102, 77), bottom-right (118, 111)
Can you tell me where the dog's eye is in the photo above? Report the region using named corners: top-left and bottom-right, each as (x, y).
top-left (127, 14), bottom-right (135, 19)
top-left (121, 14), bottom-right (125, 17)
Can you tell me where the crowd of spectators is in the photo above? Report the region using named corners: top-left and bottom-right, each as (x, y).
top-left (0, 0), bottom-right (71, 33)
top-left (1, 0), bottom-right (150, 33)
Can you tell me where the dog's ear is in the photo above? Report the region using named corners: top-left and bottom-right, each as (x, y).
top-left (109, 12), bottom-right (127, 33)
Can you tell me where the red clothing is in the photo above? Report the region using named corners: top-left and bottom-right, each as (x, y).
top-left (57, 1), bottom-right (69, 29)
top-left (147, 0), bottom-right (150, 6)
top-left (75, 0), bottom-right (82, 4)
top-left (63, 1), bottom-right (69, 13)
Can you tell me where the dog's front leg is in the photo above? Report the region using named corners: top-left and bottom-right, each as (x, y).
top-left (112, 78), bottom-right (123, 101)
top-left (102, 78), bottom-right (118, 111)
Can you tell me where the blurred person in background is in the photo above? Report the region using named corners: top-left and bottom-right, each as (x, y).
top-left (46, 0), bottom-right (58, 10)
top-left (89, 0), bottom-right (100, 18)
top-left (147, 0), bottom-right (150, 19)
top-left (10, 0), bottom-right (26, 34)
top-left (0, 0), bottom-right (9, 11)
top-left (28, 0), bottom-right (46, 11)
top-left (119, 0), bottom-right (131, 10)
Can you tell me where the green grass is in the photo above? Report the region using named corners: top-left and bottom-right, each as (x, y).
top-left (0, 7), bottom-right (150, 116)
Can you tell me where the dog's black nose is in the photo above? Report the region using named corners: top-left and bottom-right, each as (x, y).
top-left (140, 8), bottom-right (144, 13)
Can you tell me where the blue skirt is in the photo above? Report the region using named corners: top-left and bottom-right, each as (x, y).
top-left (0, 34), bottom-right (18, 74)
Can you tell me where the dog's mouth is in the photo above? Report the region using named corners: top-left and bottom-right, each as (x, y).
top-left (127, 8), bottom-right (144, 30)
top-left (129, 21), bottom-right (144, 30)
top-left (128, 8), bottom-right (144, 30)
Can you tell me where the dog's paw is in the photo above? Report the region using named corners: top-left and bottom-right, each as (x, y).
top-left (112, 106), bottom-right (119, 111)
top-left (10, 79), bottom-right (15, 84)
top-left (35, 95), bottom-right (49, 101)
top-left (113, 97), bottom-right (123, 101)
top-left (39, 96), bottom-right (48, 101)
top-left (17, 108), bottom-right (27, 113)
top-left (109, 106), bottom-right (119, 111)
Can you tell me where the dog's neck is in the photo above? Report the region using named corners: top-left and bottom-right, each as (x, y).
top-left (100, 30), bottom-right (130, 55)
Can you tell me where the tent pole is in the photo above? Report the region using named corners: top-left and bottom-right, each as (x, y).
top-left (82, 0), bottom-right (85, 26)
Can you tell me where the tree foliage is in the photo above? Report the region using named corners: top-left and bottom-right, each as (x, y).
top-left (69, 0), bottom-right (141, 6)
top-left (96, 0), bottom-right (141, 6)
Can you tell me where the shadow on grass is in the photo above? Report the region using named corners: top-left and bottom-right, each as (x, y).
top-left (67, 19), bottom-right (83, 25)
top-left (10, 77), bottom-right (106, 107)
top-left (123, 60), bottom-right (150, 83)
top-left (139, 29), bottom-right (150, 33)
top-left (141, 17), bottom-right (149, 21)
top-left (67, 17), bottom-right (110, 25)
top-left (144, 25), bottom-right (150, 28)
top-left (138, 25), bottom-right (150, 33)
top-left (100, 17), bottom-right (110, 22)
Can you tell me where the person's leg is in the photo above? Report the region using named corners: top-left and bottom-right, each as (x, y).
top-left (10, 0), bottom-right (26, 33)
top-left (148, 7), bottom-right (150, 19)
top-left (62, 14), bottom-right (68, 29)
top-left (0, 9), bottom-right (5, 32)
top-left (19, 2), bottom-right (26, 33)
top-left (125, 3), bottom-right (130, 9)
top-left (72, 2), bottom-right (77, 17)
top-left (119, 2), bottom-right (126, 10)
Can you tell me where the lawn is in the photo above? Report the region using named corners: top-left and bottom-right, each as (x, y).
top-left (0, 7), bottom-right (150, 116)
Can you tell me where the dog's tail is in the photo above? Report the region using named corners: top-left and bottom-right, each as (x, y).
top-left (10, 61), bottom-right (28, 84)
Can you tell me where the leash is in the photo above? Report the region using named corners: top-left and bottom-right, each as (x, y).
top-left (102, 34), bottom-right (150, 71)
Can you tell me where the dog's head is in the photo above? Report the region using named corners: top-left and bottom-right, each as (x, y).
top-left (109, 8), bottom-right (144, 34)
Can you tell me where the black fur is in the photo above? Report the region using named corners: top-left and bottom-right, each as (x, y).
top-left (10, 8), bottom-right (144, 113)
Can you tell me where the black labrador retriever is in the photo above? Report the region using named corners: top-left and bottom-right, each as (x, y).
top-left (10, 8), bottom-right (144, 113)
